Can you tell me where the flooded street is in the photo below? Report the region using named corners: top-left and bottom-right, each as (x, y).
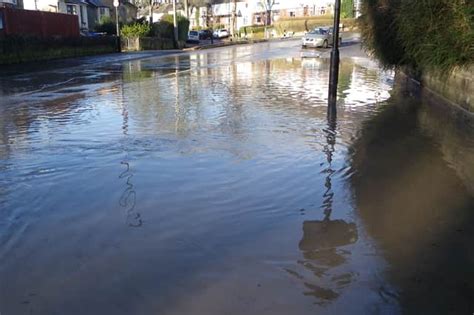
top-left (1, 40), bottom-right (473, 314)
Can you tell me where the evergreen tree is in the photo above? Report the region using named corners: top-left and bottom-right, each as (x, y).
top-left (341, 0), bottom-right (354, 18)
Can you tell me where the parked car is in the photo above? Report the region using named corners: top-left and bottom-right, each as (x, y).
top-left (213, 29), bottom-right (229, 39)
top-left (80, 30), bottom-right (105, 37)
top-left (199, 29), bottom-right (213, 40)
top-left (301, 27), bottom-right (342, 48)
top-left (187, 30), bottom-right (200, 43)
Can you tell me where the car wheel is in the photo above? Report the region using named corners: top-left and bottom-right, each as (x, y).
top-left (323, 40), bottom-right (328, 48)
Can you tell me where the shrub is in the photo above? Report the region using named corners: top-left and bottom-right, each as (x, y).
top-left (121, 22), bottom-right (152, 38)
top-left (274, 17), bottom-right (356, 34)
top-left (341, 0), bottom-right (354, 18)
top-left (359, 0), bottom-right (474, 73)
top-left (94, 16), bottom-right (117, 35)
top-left (160, 14), bottom-right (190, 41)
top-left (152, 20), bottom-right (174, 39)
top-left (239, 25), bottom-right (268, 34)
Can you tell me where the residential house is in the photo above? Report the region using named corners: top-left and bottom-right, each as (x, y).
top-left (208, 0), bottom-right (333, 32)
top-left (0, 0), bottom-right (22, 8)
top-left (23, 0), bottom-right (91, 30)
top-left (86, 0), bottom-right (110, 30)
top-left (22, 0), bottom-right (135, 31)
top-left (63, 0), bottom-right (89, 30)
top-left (101, 0), bottom-right (137, 24)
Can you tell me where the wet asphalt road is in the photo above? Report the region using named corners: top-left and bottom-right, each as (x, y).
top-left (1, 39), bottom-right (473, 315)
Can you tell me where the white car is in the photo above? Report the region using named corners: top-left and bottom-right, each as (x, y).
top-left (302, 27), bottom-right (341, 48)
top-left (187, 30), bottom-right (200, 43)
top-left (213, 29), bottom-right (229, 38)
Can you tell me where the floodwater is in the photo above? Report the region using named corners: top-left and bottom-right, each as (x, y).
top-left (0, 40), bottom-right (473, 314)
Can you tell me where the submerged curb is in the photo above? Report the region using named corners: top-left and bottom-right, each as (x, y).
top-left (183, 37), bottom-right (300, 51)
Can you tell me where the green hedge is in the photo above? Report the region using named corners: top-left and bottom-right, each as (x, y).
top-left (0, 35), bottom-right (117, 64)
top-left (95, 16), bottom-right (118, 35)
top-left (159, 14), bottom-right (190, 42)
top-left (239, 25), bottom-right (269, 34)
top-left (359, 0), bottom-right (474, 73)
top-left (274, 17), bottom-right (356, 34)
top-left (121, 22), bottom-right (152, 38)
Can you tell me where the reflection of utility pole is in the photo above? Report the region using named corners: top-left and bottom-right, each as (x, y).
top-left (328, 0), bottom-right (341, 116)
top-left (321, 114), bottom-right (337, 221)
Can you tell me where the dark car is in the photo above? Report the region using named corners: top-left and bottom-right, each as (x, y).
top-left (199, 30), bottom-right (213, 40)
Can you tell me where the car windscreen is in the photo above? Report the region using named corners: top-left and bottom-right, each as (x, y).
top-left (189, 31), bottom-right (198, 35)
top-left (310, 29), bottom-right (327, 35)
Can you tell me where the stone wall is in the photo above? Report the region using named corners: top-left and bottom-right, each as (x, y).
top-left (0, 35), bottom-right (117, 64)
top-left (422, 66), bottom-right (474, 113)
top-left (121, 37), bottom-right (178, 51)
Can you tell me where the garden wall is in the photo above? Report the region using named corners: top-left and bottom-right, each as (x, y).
top-left (0, 36), bottom-right (118, 64)
top-left (121, 37), bottom-right (181, 51)
top-left (422, 67), bottom-right (474, 113)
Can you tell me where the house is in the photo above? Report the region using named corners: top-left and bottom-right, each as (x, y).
top-left (63, 0), bottom-right (89, 30)
top-left (86, 0), bottom-right (111, 30)
top-left (23, 0), bottom-right (91, 30)
top-left (207, 0), bottom-right (333, 32)
top-left (0, 0), bottom-right (22, 9)
top-left (101, 0), bottom-right (137, 24)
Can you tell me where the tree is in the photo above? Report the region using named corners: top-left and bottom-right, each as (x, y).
top-left (341, 0), bottom-right (354, 18)
top-left (258, 0), bottom-right (276, 26)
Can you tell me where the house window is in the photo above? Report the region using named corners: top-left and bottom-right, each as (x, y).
top-left (66, 4), bottom-right (77, 15)
top-left (256, 15), bottom-right (261, 23)
top-left (0, 14), bottom-right (3, 30)
top-left (100, 7), bottom-right (106, 15)
top-left (290, 11), bottom-right (295, 17)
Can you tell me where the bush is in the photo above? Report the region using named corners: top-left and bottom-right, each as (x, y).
top-left (274, 16), bottom-right (356, 34)
top-left (95, 16), bottom-right (117, 35)
top-left (239, 25), bottom-right (268, 34)
top-left (152, 20), bottom-right (174, 39)
top-left (160, 14), bottom-right (190, 41)
top-left (359, 0), bottom-right (474, 73)
top-left (213, 23), bottom-right (225, 30)
top-left (121, 22), bottom-right (152, 38)
top-left (341, 0), bottom-right (354, 18)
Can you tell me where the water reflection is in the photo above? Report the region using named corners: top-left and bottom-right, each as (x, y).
top-left (294, 116), bottom-right (358, 305)
top-left (5, 41), bottom-right (463, 315)
top-left (350, 88), bottom-right (474, 314)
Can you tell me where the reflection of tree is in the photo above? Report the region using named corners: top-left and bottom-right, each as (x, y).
top-left (349, 98), bottom-right (474, 314)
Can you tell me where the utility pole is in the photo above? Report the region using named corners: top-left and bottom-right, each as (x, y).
top-left (327, 0), bottom-right (341, 117)
top-left (172, 0), bottom-right (178, 44)
top-left (114, 0), bottom-right (121, 52)
top-left (184, 0), bottom-right (188, 18)
top-left (231, 0), bottom-right (237, 38)
top-left (149, 0), bottom-right (153, 24)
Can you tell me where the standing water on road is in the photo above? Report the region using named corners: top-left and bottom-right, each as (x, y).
top-left (1, 41), bottom-right (473, 314)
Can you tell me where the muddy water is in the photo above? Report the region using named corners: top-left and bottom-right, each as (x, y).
top-left (0, 41), bottom-right (473, 314)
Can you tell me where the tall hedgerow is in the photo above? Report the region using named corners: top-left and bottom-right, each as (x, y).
top-left (359, 0), bottom-right (474, 73)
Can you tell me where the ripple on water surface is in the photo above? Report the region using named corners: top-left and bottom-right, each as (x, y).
top-left (1, 43), bottom-right (472, 315)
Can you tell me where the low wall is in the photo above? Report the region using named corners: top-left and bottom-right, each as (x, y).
top-left (422, 66), bottom-right (474, 113)
top-left (0, 36), bottom-right (118, 64)
top-left (121, 37), bottom-right (183, 51)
